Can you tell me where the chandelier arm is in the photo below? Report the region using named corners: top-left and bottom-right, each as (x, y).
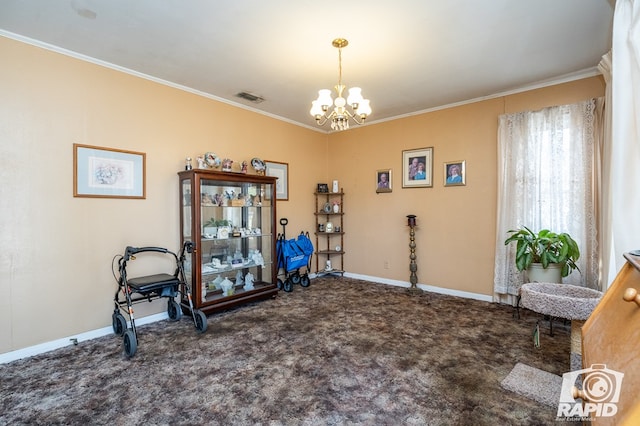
top-left (315, 109), bottom-right (338, 126)
top-left (342, 109), bottom-right (365, 125)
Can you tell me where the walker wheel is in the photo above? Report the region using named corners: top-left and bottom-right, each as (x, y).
top-left (291, 273), bottom-right (301, 285)
top-left (300, 274), bottom-right (310, 287)
top-left (277, 278), bottom-right (284, 291)
top-left (167, 299), bottom-right (183, 321)
top-left (194, 310), bottom-right (207, 333)
top-left (283, 278), bottom-right (293, 292)
top-left (123, 330), bottom-right (137, 357)
top-left (112, 312), bottom-right (127, 337)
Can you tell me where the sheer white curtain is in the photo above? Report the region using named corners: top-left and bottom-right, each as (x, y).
top-left (608, 0), bottom-right (640, 278)
top-left (598, 51), bottom-right (614, 290)
top-left (493, 100), bottom-right (601, 304)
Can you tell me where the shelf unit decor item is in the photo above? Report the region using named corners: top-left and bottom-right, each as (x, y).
top-left (178, 169), bottom-right (279, 316)
top-left (314, 188), bottom-right (345, 276)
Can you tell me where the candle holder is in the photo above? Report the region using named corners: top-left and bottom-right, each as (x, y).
top-left (407, 215), bottom-right (422, 294)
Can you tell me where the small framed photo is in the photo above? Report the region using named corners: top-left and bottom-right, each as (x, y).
top-left (265, 160), bottom-right (289, 200)
top-left (73, 144), bottom-right (146, 198)
top-left (317, 183), bottom-right (329, 193)
top-left (402, 147), bottom-right (433, 188)
top-left (376, 169), bottom-right (392, 193)
top-left (444, 160), bottom-right (466, 186)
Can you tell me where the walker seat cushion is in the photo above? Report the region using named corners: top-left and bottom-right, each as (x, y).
top-left (127, 273), bottom-right (180, 294)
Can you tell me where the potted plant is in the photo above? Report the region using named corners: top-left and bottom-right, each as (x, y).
top-left (203, 218), bottom-right (231, 236)
top-left (504, 226), bottom-right (580, 282)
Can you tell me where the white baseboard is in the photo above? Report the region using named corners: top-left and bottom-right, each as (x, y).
top-left (0, 312), bottom-right (168, 365)
top-left (343, 272), bottom-right (493, 302)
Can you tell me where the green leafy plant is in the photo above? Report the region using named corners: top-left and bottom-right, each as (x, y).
top-left (204, 218), bottom-right (230, 227)
top-left (504, 226), bottom-right (580, 277)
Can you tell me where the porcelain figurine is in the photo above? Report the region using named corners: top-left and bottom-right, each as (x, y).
top-left (220, 277), bottom-right (234, 296)
top-left (244, 273), bottom-right (255, 291)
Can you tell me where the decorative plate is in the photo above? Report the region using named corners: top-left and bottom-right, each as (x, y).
top-left (251, 157), bottom-right (266, 172)
top-left (323, 202), bottom-right (332, 213)
top-left (204, 152), bottom-right (221, 168)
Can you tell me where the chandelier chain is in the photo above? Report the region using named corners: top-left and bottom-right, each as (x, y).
top-left (337, 48), bottom-right (342, 88)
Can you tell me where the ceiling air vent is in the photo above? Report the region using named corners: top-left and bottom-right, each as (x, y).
top-left (235, 91), bottom-right (265, 104)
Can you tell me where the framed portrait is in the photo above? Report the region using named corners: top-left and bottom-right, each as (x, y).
top-left (376, 169), bottom-right (392, 193)
top-left (265, 160), bottom-right (289, 200)
top-left (73, 144), bottom-right (146, 198)
top-left (402, 147), bottom-right (433, 188)
top-left (317, 183), bottom-right (329, 193)
top-left (444, 160), bottom-right (466, 186)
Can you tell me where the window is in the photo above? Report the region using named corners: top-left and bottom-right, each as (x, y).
top-left (493, 99), bottom-right (600, 302)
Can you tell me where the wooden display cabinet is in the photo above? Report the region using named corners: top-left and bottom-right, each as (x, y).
top-left (178, 169), bottom-right (278, 315)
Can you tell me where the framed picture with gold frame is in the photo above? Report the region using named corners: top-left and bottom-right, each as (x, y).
top-left (376, 169), bottom-right (392, 193)
top-left (444, 160), bottom-right (466, 186)
top-left (73, 144), bottom-right (146, 198)
top-left (265, 160), bottom-right (289, 200)
top-left (402, 147), bottom-right (433, 188)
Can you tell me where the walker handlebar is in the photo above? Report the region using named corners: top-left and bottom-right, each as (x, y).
top-left (124, 246), bottom-right (169, 260)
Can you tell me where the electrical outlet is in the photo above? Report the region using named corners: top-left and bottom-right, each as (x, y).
top-left (384, 261), bottom-right (390, 269)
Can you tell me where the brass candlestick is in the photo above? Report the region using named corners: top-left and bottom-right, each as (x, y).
top-left (407, 215), bottom-right (422, 294)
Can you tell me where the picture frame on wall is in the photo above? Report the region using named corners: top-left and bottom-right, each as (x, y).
top-left (402, 147), bottom-right (433, 188)
top-left (444, 160), bottom-right (466, 186)
top-left (73, 143), bottom-right (146, 199)
top-left (376, 169), bottom-right (392, 193)
top-left (265, 160), bottom-right (289, 200)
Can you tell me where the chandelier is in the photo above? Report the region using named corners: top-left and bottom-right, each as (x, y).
top-left (309, 38), bottom-right (372, 131)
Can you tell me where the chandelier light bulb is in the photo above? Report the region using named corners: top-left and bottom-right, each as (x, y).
top-left (347, 87), bottom-right (363, 107)
top-left (358, 99), bottom-right (372, 117)
top-left (310, 100), bottom-right (323, 117)
top-left (317, 89), bottom-right (333, 109)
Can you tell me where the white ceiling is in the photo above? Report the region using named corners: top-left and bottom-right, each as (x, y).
top-left (0, 0), bottom-right (613, 132)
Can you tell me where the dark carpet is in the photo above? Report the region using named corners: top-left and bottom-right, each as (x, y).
top-left (0, 277), bottom-right (570, 425)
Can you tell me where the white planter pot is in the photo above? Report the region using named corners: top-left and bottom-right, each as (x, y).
top-left (204, 226), bottom-right (217, 237)
top-left (527, 263), bottom-right (563, 283)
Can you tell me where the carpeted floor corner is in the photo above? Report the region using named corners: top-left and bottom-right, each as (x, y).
top-left (0, 277), bottom-right (570, 425)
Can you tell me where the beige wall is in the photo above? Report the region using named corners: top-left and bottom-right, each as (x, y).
top-left (0, 37), bottom-right (327, 354)
top-left (332, 77), bottom-right (605, 296)
top-left (0, 35), bottom-right (604, 355)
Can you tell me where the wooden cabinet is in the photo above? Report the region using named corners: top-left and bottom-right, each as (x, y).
top-left (178, 169), bottom-right (278, 315)
top-left (314, 190), bottom-right (344, 276)
top-left (581, 252), bottom-right (640, 425)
